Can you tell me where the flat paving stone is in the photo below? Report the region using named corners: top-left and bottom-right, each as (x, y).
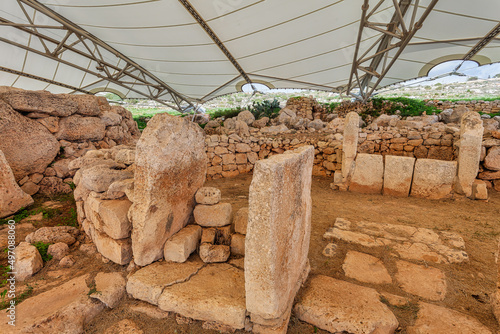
top-left (126, 259), bottom-right (204, 305)
top-left (295, 275), bottom-right (398, 334)
top-left (407, 302), bottom-right (492, 334)
top-left (342, 251), bottom-right (392, 284)
top-left (158, 263), bottom-right (246, 330)
top-left (395, 261), bottom-right (447, 301)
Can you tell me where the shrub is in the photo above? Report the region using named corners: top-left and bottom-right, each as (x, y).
top-left (210, 107), bottom-right (242, 120)
top-left (33, 242), bottom-right (52, 262)
top-left (248, 99), bottom-right (281, 119)
top-left (365, 97), bottom-right (441, 118)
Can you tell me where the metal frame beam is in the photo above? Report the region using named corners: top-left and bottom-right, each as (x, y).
top-left (177, 0), bottom-right (253, 85)
top-left (347, 0), bottom-right (439, 101)
top-left (0, 0), bottom-right (195, 111)
top-left (462, 22), bottom-right (500, 61)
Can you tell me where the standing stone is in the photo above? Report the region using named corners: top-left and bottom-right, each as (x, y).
top-left (342, 112), bottom-right (360, 181)
top-left (0, 150), bottom-right (33, 218)
top-left (411, 159), bottom-right (457, 199)
top-left (129, 114), bottom-right (207, 266)
top-left (383, 155), bottom-right (416, 197)
top-left (456, 112), bottom-right (484, 197)
top-left (349, 154), bottom-right (384, 194)
top-left (245, 146), bottom-right (314, 331)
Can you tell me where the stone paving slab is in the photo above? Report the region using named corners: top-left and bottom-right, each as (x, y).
top-left (395, 260), bottom-right (447, 301)
top-left (342, 251), bottom-right (392, 285)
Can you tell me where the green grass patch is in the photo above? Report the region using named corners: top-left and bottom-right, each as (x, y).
top-left (60, 207), bottom-right (78, 228)
top-left (0, 284), bottom-right (33, 310)
top-left (208, 107), bottom-right (242, 120)
top-left (438, 97), bottom-right (500, 102)
top-left (0, 208), bottom-right (30, 226)
top-left (364, 97), bottom-right (441, 119)
top-left (32, 242), bottom-right (52, 262)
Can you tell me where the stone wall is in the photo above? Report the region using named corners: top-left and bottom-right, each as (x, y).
top-left (0, 87), bottom-right (140, 198)
top-left (429, 100), bottom-right (500, 114)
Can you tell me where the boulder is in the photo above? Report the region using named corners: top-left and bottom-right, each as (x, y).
top-left (484, 146), bottom-right (500, 171)
top-left (0, 101), bottom-right (60, 181)
top-left (38, 176), bottom-right (72, 195)
top-left (234, 207), bottom-right (249, 235)
top-left (90, 272), bottom-right (126, 308)
top-left (0, 150), bottom-right (34, 218)
top-left (48, 242), bottom-right (70, 260)
top-left (100, 111), bottom-right (122, 126)
top-left (199, 243), bottom-right (230, 263)
top-left (307, 119), bottom-right (325, 130)
top-left (252, 117), bottom-right (269, 128)
top-left (129, 114), bottom-right (207, 266)
top-left (15, 242), bottom-right (43, 281)
top-left (230, 233), bottom-right (245, 256)
top-left (277, 107), bottom-right (296, 125)
top-left (195, 187), bottom-right (221, 205)
top-left (0, 89), bottom-right (78, 116)
top-left (56, 115), bottom-right (106, 142)
top-left (36, 116), bottom-right (59, 133)
top-left (71, 94), bottom-right (102, 116)
top-left (237, 110), bottom-right (255, 125)
top-left (26, 226), bottom-right (79, 245)
top-left (85, 197), bottom-right (133, 240)
top-left (193, 203), bottom-right (232, 227)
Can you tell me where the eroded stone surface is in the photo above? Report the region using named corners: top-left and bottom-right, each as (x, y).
top-left (342, 112), bottom-right (360, 181)
top-left (104, 319), bottom-right (144, 334)
top-left (199, 243), bottom-right (230, 263)
top-left (195, 187), bottom-right (221, 205)
top-left (0, 150), bottom-right (33, 218)
top-left (245, 146), bottom-right (314, 322)
top-left (163, 225), bottom-right (202, 263)
top-left (342, 251), bottom-right (392, 284)
top-left (411, 159), bottom-right (457, 199)
top-left (383, 155), bottom-right (415, 197)
top-left (408, 302), bottom-right (492, 334)
top-left (193, 203), bottom-right (232, 227)
top-left (349, 154), bottom-right (384, 194)
top-left (91, 272), bottom-right (126, 308)
top-left (158, 263), bottom-right (246, 330)
top-left (16, 242), bottom-right (43, 281)
top-left (234, 207), bottom-right (249, 235)
top-left (129, 114), bottom-right (207, 266)
top-left (295, 275), bottom-right (398, 334)
top-left (126, 259), bottom-right (205, 305)
top-left (395, 260), bottom-right (447, 301)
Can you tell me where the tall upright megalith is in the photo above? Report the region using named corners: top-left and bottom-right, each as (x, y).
top-left (129, 114), bottom-right (207, 266)
top-left (342, 112), bottom-right (360, 181)
top-left (456, 111), bottom-right (484, 197)
top-left (245, 146), bottom-right (314, 333)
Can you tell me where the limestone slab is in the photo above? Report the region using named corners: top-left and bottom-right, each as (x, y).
top-left (408, 302), bottom-right (492, 334)
top-left (323, 228), bottom-right (382, 247)
top-left (410, 159), bottom-right (457, 199)
top-left (0, 274), bottom-right (105, 333)
top-left (86, 222), bottom-right (132, 265)
top-left (383, 155), bottom-right (415, 197)
top-left (129, 114), bottom-right (207, 266)
top-left (342, 251), bottom-right (392, 284)
top-left (163, 225), bottom-right (202, 263)
top-left (349, 153), bottom-right (384, 194)
top-left (193, 203), bottom-right (232, 227)
top-left (158, 263), bottom-right (246, 330)
top-left (199, 243), bottom-right (230, 263)
top-left (126, 259), bottom-right (204, 305)
top-left (457, 112), bottom-right (484, 197)
top-left (395, 260), bottom-right (447, 301)
top-left (91, 272), bottom-right (126, 308)
top-left (245, 146), bottom-right (314, 322)
top-left (294, 275), bottom-right (398, 334)
top-left (230, 233), bottom-right (245, 256)
top-left (234, 207), bottom-right (249, 235)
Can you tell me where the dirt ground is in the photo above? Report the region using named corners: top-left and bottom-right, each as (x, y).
top-left (3, 174), bottom-right (500, 333)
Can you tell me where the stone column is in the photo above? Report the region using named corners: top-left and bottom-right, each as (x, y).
top-left (245, 146), bottom-right (314, 333)
top-left (342, 112), bottom-right (360, 182)
top-left (456, 112), bottom-right (484, 197)
top-left (129, 114), bottom-right (207, 266)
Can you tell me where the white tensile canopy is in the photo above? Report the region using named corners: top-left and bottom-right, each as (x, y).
top-left (0, 0), bottom-right (499, 110)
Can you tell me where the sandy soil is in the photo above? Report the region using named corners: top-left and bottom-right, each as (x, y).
top-left (3, 174), bottom-right (499, 333)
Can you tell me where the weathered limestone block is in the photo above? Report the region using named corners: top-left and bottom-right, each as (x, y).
top-left (411, 159), bottom-right (457, 199)
top-left (48, 242), bottom-right (70, 260)
top-left (342, 251), bottom-right (392, 284)
top-left (383, 155), bottom-right (416, 197)
top-left (15, 242), bottom-right (43, 281)
top-left (129, 114), bottom-right (207, 266)
top-left (394, 260), bottom-right (447, 301)
top-left (195, 187), bottom-right (221, 205)
top-left (349, 154), bottom-right (384, 194)
top-left (0, 150), bottom-right (33, 218)
top-left (245, 146), bottom-right (314, 329)
top-left (81, 165), bottom-right (133, 193)
top-left (485, 146), bottom-right (500, 171)
top-left (234, 207), bottom-right (249, 235)
top-left (456, 112), bottom-right (484, 197)
top-left (164, 225), bottom-right (202, 263)
top-left (25, 226), bottom-right (78, 245)
top-left (98, 199), bottom-right (133, 239)
top-left (294, 275), bottom-right (398, 334)
top-left (86, 221), bottom-right (132, 265)
top-left (0, 89), bottom-right (78, 116)
top-left (0, 101), bottom-right (60, 181)
top-left (199, 243), bottom-right (230, 263)
top-left (342, 112), bottom-right (360, 181)
top-left (230, 233), bottom-right (245, 256)
top-left (71, 94), bottom-right (102, 116)
top-left (56, 115), bottom-right (106, 142)
top-left (193, 203), bottom-right (232, 227)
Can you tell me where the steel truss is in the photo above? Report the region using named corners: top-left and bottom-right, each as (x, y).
top-left (0, 0), bottom-right (195, 111)
top-left (347, 0), bottom-right (439, 101)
